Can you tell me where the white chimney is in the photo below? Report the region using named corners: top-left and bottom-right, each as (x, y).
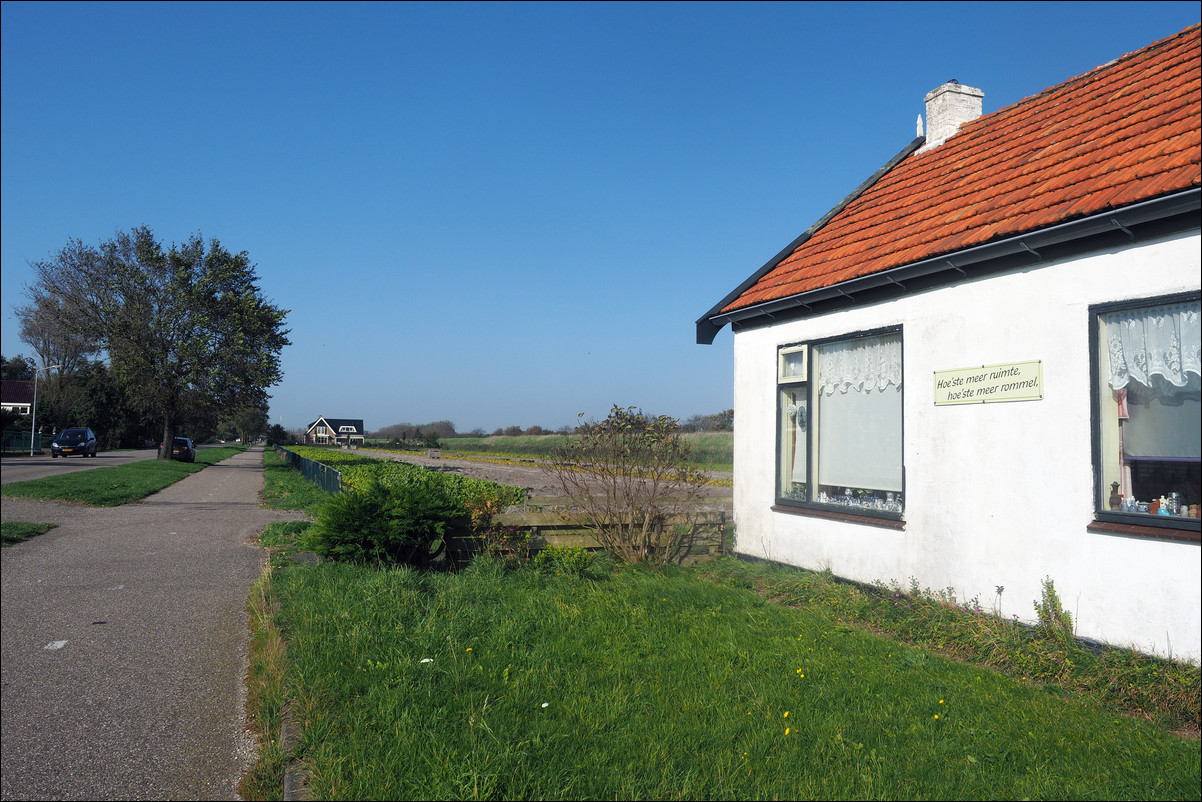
top-left (918, 80), bottom-right (984, 152)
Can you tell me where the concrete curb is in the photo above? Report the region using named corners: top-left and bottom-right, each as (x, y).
top-left (280, 702), bottom-right (306, 800)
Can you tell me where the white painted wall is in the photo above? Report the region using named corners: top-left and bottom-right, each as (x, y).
top-left (731, 230), bottom-right (1201, 661)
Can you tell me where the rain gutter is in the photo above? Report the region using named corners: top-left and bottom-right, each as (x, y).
top-left (696, 185), bottom-right (1200, 345)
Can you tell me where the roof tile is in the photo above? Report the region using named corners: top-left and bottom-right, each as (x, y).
top-left (722, 26), bottom-right (1202, 314)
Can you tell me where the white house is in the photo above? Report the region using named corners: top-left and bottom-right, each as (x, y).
top-left (697, 26), bottom-right (1200, 661)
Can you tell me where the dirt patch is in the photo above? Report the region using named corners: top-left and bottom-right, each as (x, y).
top-left (356, 448), bottom-right (733, 512)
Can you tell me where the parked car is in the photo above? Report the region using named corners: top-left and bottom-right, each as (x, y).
top-left (50, 428), bottom-right (98, 458)
top-left (158, 436), bottom-right (196, 463)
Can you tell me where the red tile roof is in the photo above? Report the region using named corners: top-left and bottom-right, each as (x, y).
top-left (721, 25), bottom-right (1201, 314)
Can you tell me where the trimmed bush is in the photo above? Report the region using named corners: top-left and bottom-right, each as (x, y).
top-left (308, 479), bottom-right (464, 567)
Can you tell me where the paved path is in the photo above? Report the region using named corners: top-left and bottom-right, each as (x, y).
top-left (1, 446), bottom-right (305, 801)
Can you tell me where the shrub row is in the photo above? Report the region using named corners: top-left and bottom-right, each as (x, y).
top-left (286, 446), bottom-right (525, 515)
top-left (285, 447), bottom-right (527, 566)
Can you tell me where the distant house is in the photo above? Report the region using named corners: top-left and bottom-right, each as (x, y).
top-left (696, 27), bottom-right (1200, 659)
top-left (304, 416), bottom-right (365, 446)
top-left (1, 380), bottom-right (35, 416)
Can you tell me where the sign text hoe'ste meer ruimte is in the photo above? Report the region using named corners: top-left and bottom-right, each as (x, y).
top-left (933, 360), bottom-right (1043, 405)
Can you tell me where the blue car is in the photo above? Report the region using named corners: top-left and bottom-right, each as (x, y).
top-left (51, 428), bottom-right (98, 458)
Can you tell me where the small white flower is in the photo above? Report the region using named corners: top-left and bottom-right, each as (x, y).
top-left (420, 658), bottom-right (433, 664)
top-left (541, 703), bottom-right (549, 708)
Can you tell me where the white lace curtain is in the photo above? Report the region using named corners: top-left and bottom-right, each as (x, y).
top-left (1105, 301), bottom-right (1201, 397)
top-left (817, 333), bottom-right (902, 395)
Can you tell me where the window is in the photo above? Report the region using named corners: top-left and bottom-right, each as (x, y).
top-left (1093, 295), bottom-right (1200, 528)
top-left (778, 329), bottom-right (904, 516)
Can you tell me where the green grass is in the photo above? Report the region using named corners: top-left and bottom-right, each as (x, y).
top-left (247, 449), bottom-right (1199, 801)
top-left (1, 520), bottom-right (57, 546)
top-left (696, 559), bottom-right (1200, 737)
top-left (0, 446), bottom-right (247, 506)
top-left (262, 447), bottom-right (332, 516)
top-left (241, 528), bottom-right (1199, 799)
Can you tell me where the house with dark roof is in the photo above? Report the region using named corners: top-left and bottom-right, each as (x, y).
top-left (1, 380), bottom-right (35, 416)
top-left (698, 26), bottom-right (1200, 660)
top-left (304, 416), bottom-right (365, 447)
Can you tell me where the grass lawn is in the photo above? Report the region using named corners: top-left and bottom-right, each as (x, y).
top-left (0, 520), bottom-right (57, 547)
top-left (0, 446), bottom-right (247, 506)
top-left (243, 452), bottom-right (1200, 801)
top-left (244, 557), bottom-right (1200, 801)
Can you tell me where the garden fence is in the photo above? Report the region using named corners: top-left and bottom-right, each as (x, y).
top-left (275, 445), bottom-right (343, 494)
top-left (1, 429), bottom-right (52, 454)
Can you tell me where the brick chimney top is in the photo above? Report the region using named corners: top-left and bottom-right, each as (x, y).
top-left (918, 80), bottom-right (984, 152)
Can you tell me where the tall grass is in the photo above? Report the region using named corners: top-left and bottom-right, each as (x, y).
top-left (245, 558), bottom-right (1198, 801)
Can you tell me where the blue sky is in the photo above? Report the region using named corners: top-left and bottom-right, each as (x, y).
top-left (3, 1), bottom-right (1199, 434)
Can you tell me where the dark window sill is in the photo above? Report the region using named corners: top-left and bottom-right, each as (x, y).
top-left (772, 504), bottom-right (905, 530)
top-left (1087, 518), bottom-right (1200, 544)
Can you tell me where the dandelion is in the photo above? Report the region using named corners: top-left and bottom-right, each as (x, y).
top-left (934, 714), bottom-right (939, 720)
top-left (785, 727), bottom-right (791, 735)
top-left (783, 711), bottom-right (789, 718)
top-left (466, 647), bottom-right (472, 652)
top-left (939, 699), bottom-right (944, 704)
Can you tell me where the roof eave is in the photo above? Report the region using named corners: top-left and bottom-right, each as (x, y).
top-left (700, 187), bottom-right (1201, 340)
top-left (696, 137), bottom-right (926, 345)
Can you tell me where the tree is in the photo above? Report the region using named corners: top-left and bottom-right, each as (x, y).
top-left (265, 423), bottom-right (289, 446)
top-left (16, 293), bottom-right (101, 375)
top-left (231, 405), bottom-right (269, 444)
top-left (544, 405), bottom-right (707, 564)
top-left (1, 354), bottom-right (36, 381)
top-left (40, 358), bottom-right (155, 449)
top-left (26, 227), bottom-right (290, 458)
top-left (682, 409), bottom-right (734, 433)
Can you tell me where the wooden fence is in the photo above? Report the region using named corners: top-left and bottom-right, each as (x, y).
top-left (449, 507), bottom-right (728, 565)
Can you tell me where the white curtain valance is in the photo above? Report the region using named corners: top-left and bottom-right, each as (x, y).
top-left (817, 333), bottom-right (902, 395)
top-left (1105, 301), bottom-right (1201, 397)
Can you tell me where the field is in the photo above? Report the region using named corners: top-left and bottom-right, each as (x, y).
top-left (367, 431), bottom-right (735, 473)
top-left (342, 446), bottom-right (733, 513)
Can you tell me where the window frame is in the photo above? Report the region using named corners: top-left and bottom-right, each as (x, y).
top-left (775, 325), bottom-right (905, 523)
top-left (1088, 290), bottom-right (1200, 538)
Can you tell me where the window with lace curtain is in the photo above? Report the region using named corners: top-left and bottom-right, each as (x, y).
top-left (778, 329), bottom-right (904, 517)
top-left (1093, 294), bottom-right (1201, 527)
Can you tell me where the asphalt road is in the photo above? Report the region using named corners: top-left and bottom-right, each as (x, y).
top-left (0, 446), bottom-right (305, 801)
top-left (0, 449), bottom-right (160, 485)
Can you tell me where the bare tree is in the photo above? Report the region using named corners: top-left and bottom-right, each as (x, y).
top-left (16, 293), bottom-right (101, 374)
top-left (544, 405), bottom-right (708, 564)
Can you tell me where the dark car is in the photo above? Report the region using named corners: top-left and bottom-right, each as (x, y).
top-left (50, 428), bottom-right (98, 458)
top-left (163, 436), bottom-right (196, 463)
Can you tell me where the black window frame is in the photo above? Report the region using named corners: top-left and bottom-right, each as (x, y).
top-left (1088, 290), bottom-right (1200, 539)
top-left (774, 325), bottom-right (905, 523)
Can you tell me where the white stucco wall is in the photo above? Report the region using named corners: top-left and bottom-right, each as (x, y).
top-left (731, 230), bottom-right (1201, 661)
